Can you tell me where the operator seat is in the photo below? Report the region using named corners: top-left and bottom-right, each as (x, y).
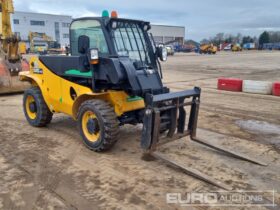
top-left (39, 35), bottom-right (91, 77)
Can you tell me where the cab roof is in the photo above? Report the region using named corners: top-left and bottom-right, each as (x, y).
top-left (72, 17), bottom-right (151, 28)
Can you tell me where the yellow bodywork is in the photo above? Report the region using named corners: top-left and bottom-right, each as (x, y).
top-left (0, 0), bottom-right (20, 61)
top-left (19, 42), bottom-right (27, 54)
top-left (200, 44), bottom-right (217, 54)
top-left (19, 57), bottom-right (145, 119)
top-left (231, 45), bottom-right (242, 52)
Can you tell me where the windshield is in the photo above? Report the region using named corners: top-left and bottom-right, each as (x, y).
top-left (111, 22), bottom-right (153, 69)
top-left (70, 20), bottom-right (109, 55)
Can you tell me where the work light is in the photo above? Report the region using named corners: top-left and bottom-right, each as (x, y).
top-left (90, 48), bottom-right (99, 64)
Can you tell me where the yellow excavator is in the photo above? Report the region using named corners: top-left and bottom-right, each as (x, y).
top-left (28, 32), bottom-right (63, 55)
top-left (0, 0), bottom-right (29, 94)
top-left (28, 32), bottom-right (52, 54)
top-left (231, 44), bottom-right (242, 52)
top-left (199, 43), bottom-right (218, 54)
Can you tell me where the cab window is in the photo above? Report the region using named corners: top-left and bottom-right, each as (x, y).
top-left (70, 20), bottom-right (108, 55)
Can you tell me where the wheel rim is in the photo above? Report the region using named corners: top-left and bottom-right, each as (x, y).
top-left (82, 111), bottom-right (100, 142)
top-left (25, 95), bottom-right (37, 120)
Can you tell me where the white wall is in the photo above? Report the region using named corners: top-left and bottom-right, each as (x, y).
top-left (12, 11), bottom-right (72, 47)
top-left (150, 24), bottom-right (185, 44)
top-left (150, 25), bottom-right (185, 37)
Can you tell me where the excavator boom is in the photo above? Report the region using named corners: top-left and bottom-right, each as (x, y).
top-left (0, 0), bottom-right (29, 94)
top-left (28, 32), bottom-right (53, 54)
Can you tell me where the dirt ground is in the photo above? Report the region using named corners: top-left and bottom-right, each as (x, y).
top-left (0, 51), bottom-right (280, 210)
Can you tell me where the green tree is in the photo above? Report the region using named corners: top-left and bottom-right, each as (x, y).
top-left (225, 36), bottom-right (233, 43)
top-left (259, 31), bottom-right (270, 46)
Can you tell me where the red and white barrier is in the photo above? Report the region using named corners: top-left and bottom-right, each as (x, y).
top-left (242, 80), bottom-right (272, 95)
top-left (217, 78), bottom-right (279, 96)
top-left (273, 82), bottom-right (280, 96)
top-left (217, 78), bottom-right (243, 92)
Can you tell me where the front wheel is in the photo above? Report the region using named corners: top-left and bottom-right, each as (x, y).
top-left (78, 100), bottom-right (119, 152)
top-left (23, 87), bottom-right (53, 127)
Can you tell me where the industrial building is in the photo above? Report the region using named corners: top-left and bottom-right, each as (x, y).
top-left (11, 11), bottom-right (185, 48)
top-left (150, 24), bottom-right (185, 45)
top-left (12, 11), bottom-right (72, 47)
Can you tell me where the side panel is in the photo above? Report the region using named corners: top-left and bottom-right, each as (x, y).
top-left (43, 64), bottom-right (63, 112)
top-left (72, 91), bottom-right (145, 119)
top-left (20, 57), bottom-right (145, 119)
top-left (21, 57), bottom-right (93, 115)
top-left (39, 59), bottom-right (93, 115)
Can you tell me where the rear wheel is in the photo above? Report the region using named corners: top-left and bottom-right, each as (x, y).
top-left (78, 100), bottom-right (119, 152)
top-left (23, 87), bottom-right (53, 127)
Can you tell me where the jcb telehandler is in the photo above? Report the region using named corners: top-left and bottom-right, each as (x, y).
top-left (20, 11), bottom-right (266, 190)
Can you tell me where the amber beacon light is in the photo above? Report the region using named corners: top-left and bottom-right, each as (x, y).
top-left (111, 11), bottom-right (118, 18)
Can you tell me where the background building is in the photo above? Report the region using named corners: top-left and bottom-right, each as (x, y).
top-left (11, 11), bottom-right (185, 48)
top-left (12, 11), bottom-right (72, 47)
top-left (150, 24), bottom-right (185, 45)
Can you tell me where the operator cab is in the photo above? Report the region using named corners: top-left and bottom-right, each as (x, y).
top-left (70, 16), bottom-right (156, 71)
top-left (39, 10), bottom-right (168, 97)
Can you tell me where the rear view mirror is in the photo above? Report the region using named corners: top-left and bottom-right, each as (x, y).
top-left (78, 35), bottom-right (90, 54)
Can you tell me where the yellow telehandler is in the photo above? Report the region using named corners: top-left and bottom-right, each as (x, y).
top-left (20, 11), bottom-right (266, 190)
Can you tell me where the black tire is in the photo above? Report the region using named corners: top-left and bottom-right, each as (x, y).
top-left (23, 87), bottom-right (53, 127)
top-left (78, 100), bottom-right (119, 152)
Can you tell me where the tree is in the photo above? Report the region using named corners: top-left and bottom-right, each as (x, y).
top-left (200, 39), bottom-right (210, 44)
top-left (269, 31), bottom-right (280, 43)
top-left (206, 33), bottom-right (226, 46)
top-left (259, 31), bottom-right (270, 46)
top-left (207, 33), bottom-right (238, 45)
top-left (214, 33), bottom-right (224, 45)
top-left (236, 33), bottom-right (243, 44)
top-left (224, 34), bottom-right (233, 43)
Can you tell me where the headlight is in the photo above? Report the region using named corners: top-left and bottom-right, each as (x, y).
top-left (90, 48), bottom-right (99, 60)
top-left (161, 47), bottom-right (168, 62)
top-left (89, 48), bottom-right (99, 65)
top-left (143, 24), bottom-right (149, 31)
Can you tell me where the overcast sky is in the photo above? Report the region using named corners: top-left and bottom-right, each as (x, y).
top-left (14, 0), bottom-right (280, 41)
